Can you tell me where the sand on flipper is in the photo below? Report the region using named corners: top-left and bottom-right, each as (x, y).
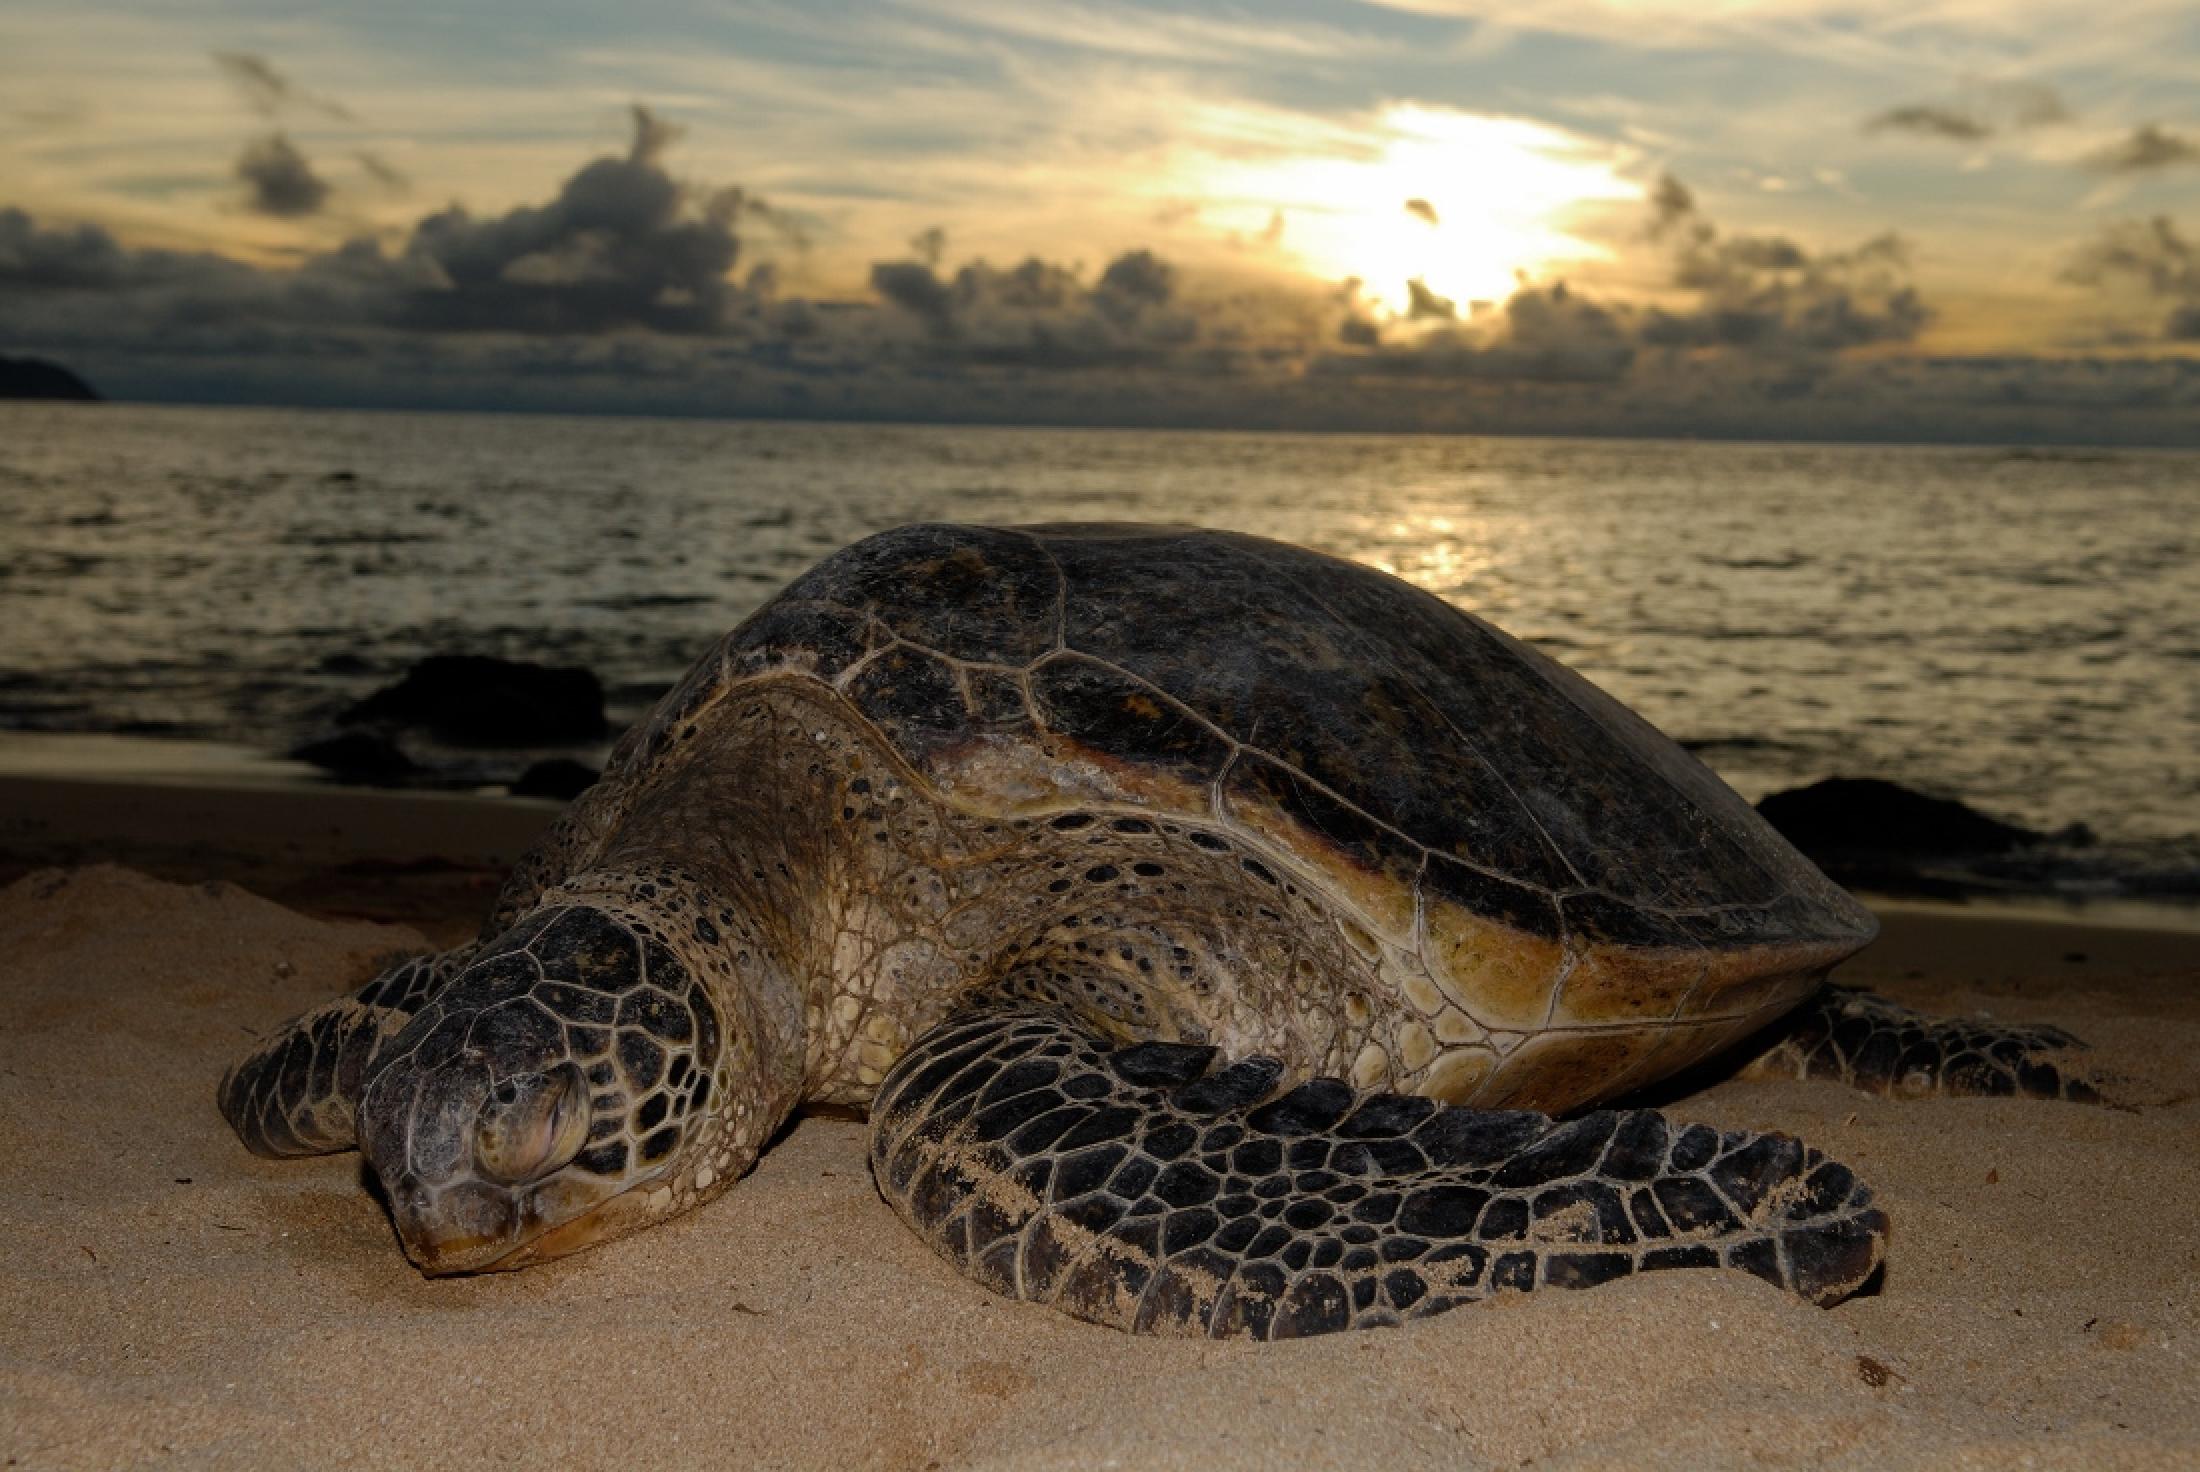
top-left (1, 866), bottom-right (2195, 1471)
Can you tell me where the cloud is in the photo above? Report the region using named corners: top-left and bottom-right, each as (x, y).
top-left (1097, 249), bottom-right (1172, 312)
top-left (2, 104), bottom-right (757, 340)
top-left (1404, 197), bottom-right (1439, 225)
top-left (1338, 315), bottom-right (1380, 346)
top-left (1646, 172), bottom-right (1697, 238)
top-left (869, 260), bottom-right (953, 325)
top-left (6, 101), bottom-right (2196, 445)
top-left (212, 52), bottom-right (354, 123)
top-left (0, 151), bottom-right (1928, 387)
top-left (1318, 281), bottom-right (1635, 383)
top-left (1675, 231), bottom-right (1810, 283)
top-left (2062, 216), bottom-right (2198, 296)
top-left (1484, 281), bottom-right (1636, 379)
top-left (721, 187), bottom-right (811, 253)
top-left (1642, 181), bottom-right (1929, 353)
top-left (1311, 176), bottom-right (1929, 390)
top-left (2062, 215), bottom-right (2200, 341)
top-left (1989, 80), bottom-right (2072, 129)
top-left (356, 152), bottom-right (410, 193)
top-left (867, 247), bottom-right (1197, 367)
top-left (237, 133), bottom-right (330, 218)
top-left (0, 206), bottom-right (258, 293)
top-left (1405, 277), bottom-right (1455, 319)
top-left (2085, 124), bottom-right (2200, 174)
top-left (9, 200), bottom-right (2197, 441)
top-left (361, 103), bottom-right (748, 333)
top-left (0, 206), bottom-right (137, 289)
top-left (1221, 209), bottom-right (1287, 253)
top-left (1865, 105), bottom-right (1991, 141)
top-left (1861, 82), bottom-right (2069, 143)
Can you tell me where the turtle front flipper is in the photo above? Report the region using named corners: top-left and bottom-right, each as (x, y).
top-left (218, 946), bottom-right (477, 1156)
top-left (869, 1002), bottom-right (1887, 1340)
top-left (1742, 986), bottom-right (2106, 1103)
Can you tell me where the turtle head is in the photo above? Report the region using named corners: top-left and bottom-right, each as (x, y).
top-left (356, 892), bottom-right (800, 1274)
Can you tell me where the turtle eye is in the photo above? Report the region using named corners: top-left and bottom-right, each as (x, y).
top-left (474, 1064), bottom-right (589, 1184)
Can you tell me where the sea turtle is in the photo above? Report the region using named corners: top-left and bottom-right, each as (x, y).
top-left (219, 523), bottom-right (2101, 1339)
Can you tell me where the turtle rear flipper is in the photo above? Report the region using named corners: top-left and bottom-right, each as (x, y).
top-left (1744, 986), bottom-right (2108, 1103)
top-left (219, 947), bottom-right (475, 1156)
top-left (869, 1002), bottom-right (1887, 1339)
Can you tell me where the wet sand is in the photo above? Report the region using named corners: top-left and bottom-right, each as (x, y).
top-left (1, 779), bottom-right (2196, 1470)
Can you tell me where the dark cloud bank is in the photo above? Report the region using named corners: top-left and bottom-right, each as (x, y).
top-left (4, 109), bottom-right (2198, 445)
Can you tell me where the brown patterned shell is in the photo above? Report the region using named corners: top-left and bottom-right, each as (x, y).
top-left (641, 522), bottom-right (1873, 1061)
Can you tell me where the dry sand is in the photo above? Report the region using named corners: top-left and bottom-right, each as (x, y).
top-left (2, 781), bottom-right (2198, 1470)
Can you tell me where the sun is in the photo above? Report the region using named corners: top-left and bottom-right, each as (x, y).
top-left (1197, 104), bottom-right (1639, 317)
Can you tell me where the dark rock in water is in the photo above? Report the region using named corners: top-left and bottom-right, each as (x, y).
top-left (342, 654), bottom-right (606, 746)
top-left (511, 758), bottom-right (600, 801)
top-left (292, 730), bottom-right (418, 782)
top-left (1758, 780), bottom-right (2131, 901)
top-left (1757, 777), bottom-right (2044, 858)
top-left (0, 354), bottom-right (100, 401)
top-left (316, 651), bottom-right (375, 676)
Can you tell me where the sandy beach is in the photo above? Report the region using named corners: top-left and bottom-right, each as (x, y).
top-left (2, 777), bottom-right (2197, 1470)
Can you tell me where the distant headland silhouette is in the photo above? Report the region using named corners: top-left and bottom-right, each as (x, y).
top-left (0, 355), bottom-right (100, 401)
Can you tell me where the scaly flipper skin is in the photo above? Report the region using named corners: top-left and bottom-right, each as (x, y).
top-left (870, 1002), bottom-right (1888, 1339)
top-left (1743, 987), bottom-right (2104, 1103)
top-left (218, 945), bottom-right (478, 1156)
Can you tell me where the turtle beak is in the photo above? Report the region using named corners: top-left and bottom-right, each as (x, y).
top-left (385, 1174), bottom-right (522, 1275)
top-left (473, 1188), bottom-right (655, 1271)
top-left (383, 1167), bottom-right (648, 1275)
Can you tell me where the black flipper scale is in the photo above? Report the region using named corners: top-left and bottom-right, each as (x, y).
top-left (217, 946), bottom-right (476, 1156)
top-left (1744, 987), bottom-right (2106, 1103)
top-left (869, 1002), bottom-right (1888, 1340)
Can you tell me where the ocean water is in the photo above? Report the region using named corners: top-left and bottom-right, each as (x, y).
top-left (2, 403), bottom-right (2195, 898)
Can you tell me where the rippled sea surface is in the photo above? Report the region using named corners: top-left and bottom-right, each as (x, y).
top-left (3, 403), bottom-right (2195, 892)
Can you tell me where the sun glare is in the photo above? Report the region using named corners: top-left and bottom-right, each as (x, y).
top-left (1199, 104), bottom-right (1638, 317)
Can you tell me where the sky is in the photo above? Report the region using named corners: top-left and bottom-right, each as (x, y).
top-left (3, 0), bottom-right (2199, 442)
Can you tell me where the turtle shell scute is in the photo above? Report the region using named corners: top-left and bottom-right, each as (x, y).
top-left (774, 522), bottom-right (1061, 666)
top-left (1027, 653), bottom-right (1233, 788)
